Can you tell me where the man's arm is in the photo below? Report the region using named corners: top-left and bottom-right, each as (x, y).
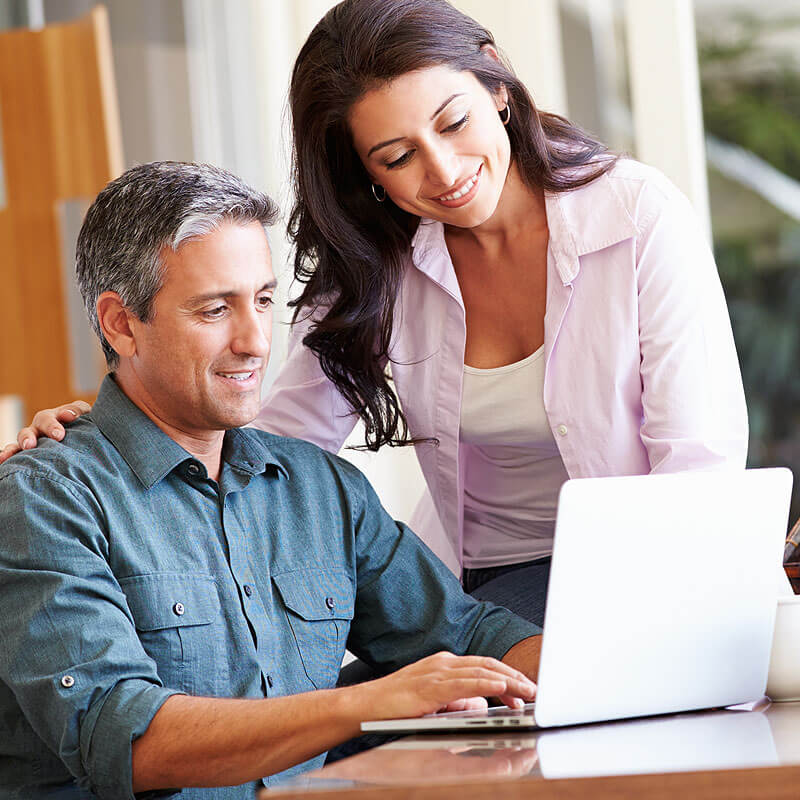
top-left (501, 635), bottom-right (542, 683)
top-left (132, 652), bottom-right (535, 791)
top-left (0, 464), bottom-right (535, 796)
top-left (344, 468), bottom-right (542, 675)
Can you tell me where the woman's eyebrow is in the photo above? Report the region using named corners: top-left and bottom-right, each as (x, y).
top-left (430, 93), bottom-right (464, 119)
top-left (367, 93), bottom-right (466, 157)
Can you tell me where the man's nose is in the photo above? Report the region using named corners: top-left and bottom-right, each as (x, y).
top-left (231, 308), bottom-right (271, 358)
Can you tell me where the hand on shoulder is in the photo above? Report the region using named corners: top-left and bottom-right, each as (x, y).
top-left (0, 401), bottom-right (91, 465)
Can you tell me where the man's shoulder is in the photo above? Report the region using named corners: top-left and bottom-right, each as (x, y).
top-left (0, 416), bottom-right (118, 493)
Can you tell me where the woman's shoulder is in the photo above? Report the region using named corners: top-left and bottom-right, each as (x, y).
top-left (555, 156), bottom-right (694, 238)
top-left (602, 157), bottom-right (693, 220)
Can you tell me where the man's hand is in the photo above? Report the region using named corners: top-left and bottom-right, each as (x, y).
top-left (132, 653), bottom-right (536, 792)
top-left (0, 401), bottom-right (91, 465)
top-left (352, 651), bottom-right (537, 722)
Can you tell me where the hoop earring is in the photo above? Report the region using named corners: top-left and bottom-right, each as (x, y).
top-left (371, 183), bottom-right (386, 202)
top-left (499, 105), bottom-right (511, 126)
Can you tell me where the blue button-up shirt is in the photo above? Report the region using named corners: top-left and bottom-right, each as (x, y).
top-left (0, 376), bottom-right (538, 800)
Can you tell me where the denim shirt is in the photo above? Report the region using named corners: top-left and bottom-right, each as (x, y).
top-left (0, 376), bottom-right (538, 800)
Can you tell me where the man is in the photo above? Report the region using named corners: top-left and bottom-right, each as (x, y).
top-left (0, 162), bottom-right (541, 799)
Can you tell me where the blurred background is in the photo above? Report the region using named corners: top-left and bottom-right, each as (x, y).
top-left (1, 0), bottom-right (798, 525)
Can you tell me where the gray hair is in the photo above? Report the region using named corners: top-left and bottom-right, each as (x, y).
top-left (76, 161), bottom-right (279, 368)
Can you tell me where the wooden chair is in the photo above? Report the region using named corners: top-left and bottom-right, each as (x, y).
top-left (0, 5), bottom-right (123, 418)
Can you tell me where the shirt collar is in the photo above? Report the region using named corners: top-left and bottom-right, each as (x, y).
top-left (90, 375), bottom-right (287, 489)
top-left (409, 218), bottom-right (463, 301)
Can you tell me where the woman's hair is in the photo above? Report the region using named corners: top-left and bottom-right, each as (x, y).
top-left (288, 0), bottom-right (617, 449)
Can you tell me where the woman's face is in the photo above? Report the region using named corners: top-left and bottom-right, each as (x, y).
top-left (348, 64), bottom-right (510, 229)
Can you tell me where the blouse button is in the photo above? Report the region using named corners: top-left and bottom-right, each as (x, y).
top-left (556, 424), bottom-right (568, 436)
top-left (61, 675), bottom-right (75, 688)
top-left (173, 602), bottom-right (185, 616)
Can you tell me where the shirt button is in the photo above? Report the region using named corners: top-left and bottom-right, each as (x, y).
top-left (61, 675), bottom-right (75, 688)
top-left (243, 584), bottom-right (253, 597)
top-left (556, 424), bottom-right (568, 436)
top-left (325, 596), bottom-right (336, 610)
top-left (173, 602), bottom-right (185, 616)
top-left (267, 674), bottom-right (274, 688)
top-left (187, 463), bottom-right (200, 476)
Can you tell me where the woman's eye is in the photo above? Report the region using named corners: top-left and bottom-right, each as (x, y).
top-left (442, 113), bottom-right (469, 134)
top-left (386, 150), bottom-right (414, 170)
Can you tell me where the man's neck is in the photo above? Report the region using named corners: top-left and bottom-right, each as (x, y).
top-left (112, 370), bottom-right (224, 481)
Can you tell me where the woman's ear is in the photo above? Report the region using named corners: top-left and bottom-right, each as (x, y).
top-left (479, 44), bottom-right (509, 110)
top-left (96, 292), bottom-right (137, 361)
top-left (480, 43), bottom-right (501, 63)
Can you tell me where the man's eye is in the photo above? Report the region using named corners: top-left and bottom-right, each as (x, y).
top-left (386, 150), bottom-right (414, 169)
top-left (202, 305), bottom-right (227, 319)
top-left (257, 295), bottom-right (274, 309)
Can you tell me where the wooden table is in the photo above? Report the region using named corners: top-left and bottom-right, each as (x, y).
top-left (266, 699), bottom-right (800, 799)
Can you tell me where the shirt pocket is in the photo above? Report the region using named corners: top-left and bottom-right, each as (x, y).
top-left (272, 568), bottom-right (355, 689)
top-left (119, 572), bottom-right (223, 695)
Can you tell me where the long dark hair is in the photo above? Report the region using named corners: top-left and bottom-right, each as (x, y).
top-left (288, 0), bottom-right (617, 450)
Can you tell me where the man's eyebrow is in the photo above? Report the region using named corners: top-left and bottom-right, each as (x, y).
top-left (184, 280), bottom-right (278, 307)
top-left (366, 93), bottom-right (465, 157)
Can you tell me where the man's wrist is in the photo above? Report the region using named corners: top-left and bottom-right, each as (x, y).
top-left (326, 682), bottom-right (376, 737)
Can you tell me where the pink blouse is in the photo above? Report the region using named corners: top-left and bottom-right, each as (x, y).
top-left (256, 159), bottom-right (748, 574)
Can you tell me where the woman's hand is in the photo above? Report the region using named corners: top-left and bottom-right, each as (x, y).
top-left (0, 401), bottom-right (91, 465)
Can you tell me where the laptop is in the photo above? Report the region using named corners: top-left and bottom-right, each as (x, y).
top-left (362, 468), bottom-right (793, 734)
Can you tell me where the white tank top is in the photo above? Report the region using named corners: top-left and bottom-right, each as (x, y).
top-left (460, 345), bottom-right (570, 568)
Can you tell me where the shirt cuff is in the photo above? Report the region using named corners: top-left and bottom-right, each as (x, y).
top-left (467, 605), bottom-right (542, 661)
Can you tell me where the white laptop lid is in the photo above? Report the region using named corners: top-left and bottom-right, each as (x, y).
top-left (360, 468), bottom-right (793, 735)
top-left (534, 468), bottom-right (793, 727)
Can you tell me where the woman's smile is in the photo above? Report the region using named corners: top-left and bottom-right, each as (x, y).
top-left (431, 164), bottom-right (482, 208)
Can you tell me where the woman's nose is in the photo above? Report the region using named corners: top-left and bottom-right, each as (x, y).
top-left (425, 147), bottom-right (459, 189)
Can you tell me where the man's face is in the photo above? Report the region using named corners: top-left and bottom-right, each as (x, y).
top-left (125, 221), bottom-right (275, 437)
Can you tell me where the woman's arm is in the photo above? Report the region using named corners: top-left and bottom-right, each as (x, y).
top-left (635, 177), bottom-right (748, 472)
top-left (254, 307), bottom-right (363, 453)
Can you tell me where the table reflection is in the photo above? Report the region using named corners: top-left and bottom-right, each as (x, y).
top-left (536, 707), bottom-right (777, 778)
top-left (269, 701), bottom-right (800, 793)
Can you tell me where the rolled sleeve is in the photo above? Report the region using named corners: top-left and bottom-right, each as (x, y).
top-left (82, 680), bottom-right (180, 799)
top-left (0, 469), bottom-right (181, 799)
top-left (346, 469), bottom-right (540, 671)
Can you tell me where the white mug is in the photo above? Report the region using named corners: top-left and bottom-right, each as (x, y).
top-left (767, 594), bottom-right (800, 702)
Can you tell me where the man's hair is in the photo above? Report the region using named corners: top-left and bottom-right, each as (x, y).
top-left (76, 161), bottom-right (279, 368)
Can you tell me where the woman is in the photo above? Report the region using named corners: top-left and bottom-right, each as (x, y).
top-left (2, 0), bottom-right (747, 625)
